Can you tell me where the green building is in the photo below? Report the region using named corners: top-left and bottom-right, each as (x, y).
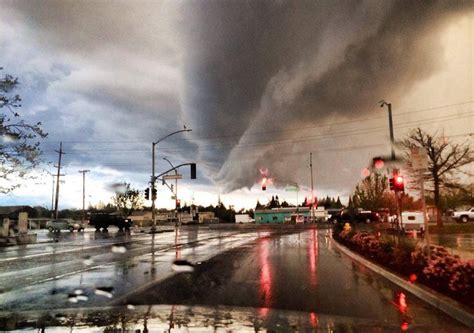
top-left (254, 207), bottom-right (311, 224)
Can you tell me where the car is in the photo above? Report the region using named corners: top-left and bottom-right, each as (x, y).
top-left (46, 219), bottom-right (85, 233)
top-left (327, 208), bottom-right (343, 223)
top-left (452, 207), bottom-right (474, 223)
top-left (337, 210), bottom-right (380, 224)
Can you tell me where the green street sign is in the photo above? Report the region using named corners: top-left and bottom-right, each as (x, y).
top-left (285, 185), bottom-right (299, 192)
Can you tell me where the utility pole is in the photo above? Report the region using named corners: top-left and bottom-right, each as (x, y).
top-left (310, 153), bottom-right (315, 223)
top-left (78, 170), bottom-right (90, 224)
top-left (51, 175), bottom-right (55, 216)
top-left (54, 142), bottom-right (65, 219)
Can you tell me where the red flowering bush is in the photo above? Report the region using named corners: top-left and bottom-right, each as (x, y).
top-left (411, 245), bottom-right (474, 305)
top-left (334, 228), bottom-right (473, 307)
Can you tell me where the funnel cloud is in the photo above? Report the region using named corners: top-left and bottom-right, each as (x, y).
top-left (1, 0), bottom-right (472, 201)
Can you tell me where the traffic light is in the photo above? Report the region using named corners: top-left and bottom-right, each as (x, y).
top-left (144, 188), bottom-right (150, 200)
top-left (152, 188), bottom-right (157, 200)
top-left (176, 199), bottom-right (181, 208)
top-left (190, 163), bottom-right (196, 179)
top-left (372, 157), bottom-right (385, 169)
top-left (262, 184), bottom-right (266, 191)
top-left (394, 175), bottom-right (405, 192)
top-left (389, 178), bottom-right (394, 191)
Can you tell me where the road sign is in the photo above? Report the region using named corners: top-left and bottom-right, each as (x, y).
top-left (411, 147), bottom-right (428, 170)
top-left (163, 174), bottom-right (183, 180)
top-left (285, 185), bottom-right (299, 192)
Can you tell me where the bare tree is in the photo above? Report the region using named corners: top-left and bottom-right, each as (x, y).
top-left (1, 68), bottom-right (47, 193)
top-left (403, 128), bottom-right (473, 226)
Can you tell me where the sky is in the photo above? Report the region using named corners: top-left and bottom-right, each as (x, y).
top-left (1, 1), bottom-right (473, 210)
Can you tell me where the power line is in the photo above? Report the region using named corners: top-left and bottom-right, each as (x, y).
top-left (37, 111), bottom-right (473, 156)
top-left (40, 100), bottom-right (473, 145)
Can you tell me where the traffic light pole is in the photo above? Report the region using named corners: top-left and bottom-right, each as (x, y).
top-left (151, 142), bottom-right (156, 230)
top-left (419, 168), bottom-right (431, 260)
top-left (310, 153), bottom-right (315, 223)
top-left (150, 129), bottom-right (191, 232)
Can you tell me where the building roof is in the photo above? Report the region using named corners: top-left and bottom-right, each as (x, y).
top-left (255, 207), bottom-right (310, 214)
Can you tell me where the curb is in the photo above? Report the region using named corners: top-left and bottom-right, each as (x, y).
top-left (330, 237), bottom-right (474, 328)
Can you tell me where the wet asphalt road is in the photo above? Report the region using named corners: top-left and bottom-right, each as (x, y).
top-left (0, 226), bottom-right (471, 331)
top-left (0, 227), bottom-right (269, 311)
top-left (130, 228), bottom-right (470, 332)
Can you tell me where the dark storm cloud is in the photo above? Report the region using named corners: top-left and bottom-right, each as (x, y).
top-left (179, 0), bottom-right (471, 191)
top-left (2, 0), bottom-right (471, 195)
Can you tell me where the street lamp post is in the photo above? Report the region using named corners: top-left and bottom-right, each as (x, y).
top-left (151, 128), bottom-right (191, 231)
top-left (380, 100), bottom-right (395, 161)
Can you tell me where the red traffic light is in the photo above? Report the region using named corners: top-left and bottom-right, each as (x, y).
top-left (394, 175), bottom-right (405, 192)
top-left (372, 157), bottom-right (385, 169)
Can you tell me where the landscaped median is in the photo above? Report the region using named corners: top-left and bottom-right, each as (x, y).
top-left (332, 223), bottom-right (473, 312)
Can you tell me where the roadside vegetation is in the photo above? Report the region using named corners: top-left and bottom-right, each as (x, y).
top-left (333, 223), bottom-right (473, 307)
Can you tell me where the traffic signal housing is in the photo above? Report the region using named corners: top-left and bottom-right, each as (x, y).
top-left (190, 163), bottom-right (197, 179)
top-left (394, 175), bottom-right (405, 192)
top-left (389, 178), bottom-right (394, 191)
top-left (144, 188), bottom-right (150, 200)
top-left (152, 188), bottom-right (157, 200)
top-left (372, 157), bottom-right (385, 169)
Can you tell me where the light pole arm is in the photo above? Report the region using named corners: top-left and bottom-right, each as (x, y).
top-left (153, 129), bottom-right (192, 145)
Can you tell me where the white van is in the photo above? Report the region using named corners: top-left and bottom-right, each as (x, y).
top-left (401, 212), bottom-right (425, 233)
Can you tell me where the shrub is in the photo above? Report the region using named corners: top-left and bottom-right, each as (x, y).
top-left (334, 231), bottom-right (473, 307)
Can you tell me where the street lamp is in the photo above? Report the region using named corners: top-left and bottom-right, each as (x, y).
top-left (151, 128), bottom-right (191, 230)
top-left (379, 100), bottom-right (395, 161)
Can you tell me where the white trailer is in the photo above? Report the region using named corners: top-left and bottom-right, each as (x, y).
top-left (235, 214), bottom-right (254, 224)
top-left (401, 211), bottom-right (425, 233)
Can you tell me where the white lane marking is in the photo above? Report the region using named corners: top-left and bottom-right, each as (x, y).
top-left (0, 235), bottom-right (157, 263)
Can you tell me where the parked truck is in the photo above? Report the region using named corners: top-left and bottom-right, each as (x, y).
top-left (452, 207), bottom-right (474, 223)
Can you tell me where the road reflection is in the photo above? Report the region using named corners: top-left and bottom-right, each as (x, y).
top-left (259, 238), bottom-right (272, 309)
top-left (308, 229), bottom-right (318, 287)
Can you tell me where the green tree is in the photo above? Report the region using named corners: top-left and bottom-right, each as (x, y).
top-left (351, 172), bottom-right (388, 211)
top-left (1, 69), bottom-right (47, 193)
top-left (112, 183), bottom-right (143, 217)
top-left (281, 200), bottom-right (290, 207)
top-left (403, 128), bottom-right (473, 226)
